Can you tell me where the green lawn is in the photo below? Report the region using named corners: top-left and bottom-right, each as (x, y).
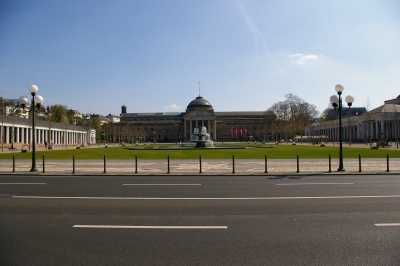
top-left (0, 143), bottom-right (398, 160)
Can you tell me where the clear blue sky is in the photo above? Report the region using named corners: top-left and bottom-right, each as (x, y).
top-left (1, 0), bottom-right (399, 116)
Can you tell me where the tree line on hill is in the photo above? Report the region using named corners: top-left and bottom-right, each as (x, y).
top-left (0, 97), bottom-right (102, 135)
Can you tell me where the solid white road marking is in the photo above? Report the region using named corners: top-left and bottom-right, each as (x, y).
top-left (13, 195), bottom-right (400, 200)
top-left (375, 223), bottom-right (400, 227)
top-left (73, 225), bottom-right (227, 229)
top-left (276, 183), bottom-right (354, 186)
top-left (0, 183), bottom-right (46, 185)
top-left (123, 184), bottom-right (201, 186)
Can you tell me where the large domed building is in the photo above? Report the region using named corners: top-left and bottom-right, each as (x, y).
top-left (120, 95), bottom-right (268, 142)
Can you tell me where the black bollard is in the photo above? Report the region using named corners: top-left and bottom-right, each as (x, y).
top-left (296, 154), bottom-right (299, 173)
top-left (42, 154), bottom-right (45, 173)
top-left (328, 154), bottom-right (331, 173)
top-left (135, 154), bottom-right (138, 174)
top-left (199, 155), bottom-right (202, 174)
top-left (386, 154), bottom-right (389, 172)
top-left (167, 155), bottom-right (170, 174)
top-left (359, 154), bottom-right (362, 172)
top-left (72, 155), bottom-right (75, 174)
top-left (232, 155), bottom-right (235, 174)
top-left (265, 154), bottom-right (268, 173)
top-left (12, 154), bottom-right (15, 173)
top-left (103, 155), bottom-right (106, 174)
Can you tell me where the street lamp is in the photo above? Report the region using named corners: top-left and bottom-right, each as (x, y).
top-left (330, 84), bottom-right (354, 171)
top-left (19, 85), bottom-right (44, 172)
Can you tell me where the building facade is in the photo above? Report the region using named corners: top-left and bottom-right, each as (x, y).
top-left (120, 95), bottom-right (270, 142)
top-left (0, 115), bottom-right (93, 148)
top-left (305, 96), bottom-right (400, 143)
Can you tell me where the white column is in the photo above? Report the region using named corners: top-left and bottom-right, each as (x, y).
top-left (6, 126), bottom-right (10, 143)
top-left (214, 120), bottom-right (217, 140)
top-left (184, 120), bottom-right (187, 141)
top-left (368, 122), bottom-right (371, 139)
top-left (15, 127), bottom-right (20, 143)
top-left (363, 123), bottom-right (366, 140)
top-left (20, 128), bottom-right (24, 144)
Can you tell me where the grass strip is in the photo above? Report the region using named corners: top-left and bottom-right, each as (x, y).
top-left (0, 143), bottom-right (398, 160)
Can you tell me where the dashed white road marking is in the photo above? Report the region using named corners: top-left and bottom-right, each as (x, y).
top-left (276, 183), bottom-right (354, 186)
top-left (0, 183), bottom-right (46, 185)
top-left (375, 223), bottom-right (400, 227)
top-left (123, 184), bottom-right (201, 186)
top-left (73, 225), bottom-right (227, 229)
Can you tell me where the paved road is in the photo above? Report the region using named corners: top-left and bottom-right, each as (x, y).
top-left (1, 174), bottom-right (400, 265)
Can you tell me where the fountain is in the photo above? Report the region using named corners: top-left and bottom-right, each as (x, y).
top-left (189, 126), bottom-right (213, 148)
top-left (126, 126), bottom-right (274, 150)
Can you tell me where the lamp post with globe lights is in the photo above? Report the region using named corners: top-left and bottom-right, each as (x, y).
top-left (18, 85), bottom-right (43, 172)
top-left (330, 84), bottom-right (354, 172)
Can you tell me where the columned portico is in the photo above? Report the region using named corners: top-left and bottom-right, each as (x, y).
top-left (0, 116), bottom-right (91, 150)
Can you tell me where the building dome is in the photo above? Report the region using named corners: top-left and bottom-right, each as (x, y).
top-left (187, 96), bottom-right (213, 109)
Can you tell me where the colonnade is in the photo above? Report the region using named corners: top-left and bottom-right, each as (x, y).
top-left (0, 124), bottom-right (89, 147)
top-left (307, 117), bottom-right (399, 143)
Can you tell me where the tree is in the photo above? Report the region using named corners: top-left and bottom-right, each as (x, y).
top-left (87, 115), bottom-right (102, 145)
top-left (393, 103), bottom-right (399, 149)
top-left (363, 98), bottom-right (373, 146)
top-left (0, 98), bottom-right (23, 117)
top-left (319, 104), bottom-right (334, 122)
top-left (48, 105), bottom-right (68, 123)
top-left (267, 94), bottom-right (319, 142)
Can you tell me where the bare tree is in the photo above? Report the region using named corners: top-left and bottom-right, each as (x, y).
top-left (363, 97), bottom-right (373, 146)
top-left (394, 103), bottom-right (399, 149)
top-left (268, 94), bottom-right (319, 143)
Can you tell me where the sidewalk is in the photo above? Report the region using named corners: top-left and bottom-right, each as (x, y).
top-left (1, 158), bottom-right (397, 175)
top-left (0, 142), bottom-right (398, 175)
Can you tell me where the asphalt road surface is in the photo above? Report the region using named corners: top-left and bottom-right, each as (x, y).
top-left (1, 174), bottom-right (400, 265)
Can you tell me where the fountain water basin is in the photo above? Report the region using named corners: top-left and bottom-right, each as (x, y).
top-left (126, 126), bottom-right (275, 150)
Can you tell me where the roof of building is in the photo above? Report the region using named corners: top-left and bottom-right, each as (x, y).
top-left (187, 96), bottom-right (212, 109)
top-left (384, 95), bottom-right (400, 105)
top-left (215, 111), bottom-right (266, 116)
top-left (326, 107), bottom-right (366, 120)
top-left (2, 115), bottom-right (87, 131)
top-left (121, 112), bottom-right (185, 118)
top-left (367, 104), bottom-right (400, 115)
